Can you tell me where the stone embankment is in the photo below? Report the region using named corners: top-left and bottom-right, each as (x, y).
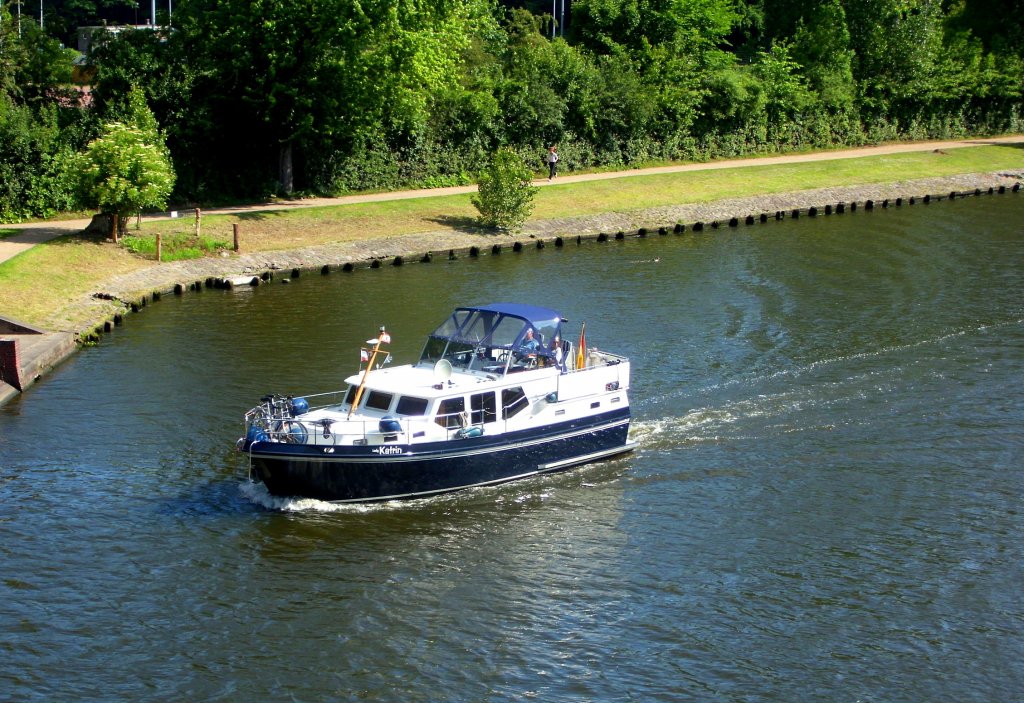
top-left (1, 169), bottom-right (1021, 406)
top-left (76, 171), bottom-right (1021, 336)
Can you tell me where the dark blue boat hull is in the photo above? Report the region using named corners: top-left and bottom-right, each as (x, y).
top-left (247, 408), bottom-right (631, 502)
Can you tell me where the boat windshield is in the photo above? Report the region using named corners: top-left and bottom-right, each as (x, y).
top-left (419, 304), bottom-right (565, 372)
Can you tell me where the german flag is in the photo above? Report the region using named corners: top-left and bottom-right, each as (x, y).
top-left (576, 322), bottom-right (586, 369)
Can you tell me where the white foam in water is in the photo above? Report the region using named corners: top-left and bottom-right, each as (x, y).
top-left (239, 476), bottom-right (514, 513)
top-left (633, 382), bottom-right (847, 450)
top-left (630, 408), bottom-right (736, 443)
top-left (239, 479), bottom-right (395, 513)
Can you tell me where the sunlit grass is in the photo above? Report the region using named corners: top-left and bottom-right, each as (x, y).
top-left (137, 144), bottom-right (1024, 248)
top-left (0, 141), bottom-right (1021, 331)
top-left (0, 234), bottom-right (145, 327)
top-left (141, 194), bottom-right (480, 253)
top-left (119, 231), bottom-right (232, 260)
top-left (531, 145), bottom-right (1023, 217)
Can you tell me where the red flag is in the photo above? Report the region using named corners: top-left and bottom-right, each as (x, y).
top-left (360, 348), bottom-right (369, 362)
top-left (379, 331), bottom-right (391, 344)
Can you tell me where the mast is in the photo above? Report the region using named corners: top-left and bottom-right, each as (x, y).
top-left (348, 326), bottom-right (391, 419)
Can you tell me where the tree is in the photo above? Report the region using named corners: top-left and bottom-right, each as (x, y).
top-left (790, 0), bottom-right (855, 113)
top-left (12, 22), bottom-right (80, 108)
top-left (75, 90), bottom-right (174, 242)
top-left (753, 42), bottom-right (813, 127)
top-left (0, 4), bottom-right (24, 102)
top-left (471, 148), bottom-right (538, 230)
top-left (844, 0), bottom-right (948, 118)
top-left (169, 0), bottom-right (490, 197)
top-left (571, 0), bottom-right (737, 58)
top-left (494, 10), bottom-right (570, 146)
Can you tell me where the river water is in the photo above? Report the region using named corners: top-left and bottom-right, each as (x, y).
top-left (1, 195), bottom-right (1022, 701)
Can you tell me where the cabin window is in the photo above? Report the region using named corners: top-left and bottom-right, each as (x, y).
top-left (396, 396), bottom-right (429, 416)
top-left (471, 392), bottom-right (497, 425)
top-left (502, 387), bottom-right (528, 419)
top-left (420, 336), bottom-right (448, 364)
top-left (461, 311), bottom-right (498, 346)
top-left (344, 385), bottom-right (357, 405)
top-left (436, 397), bottom-right (466, 429)
top-left (490, 316), bottom-right (527, 347)
top-left (365, 390), bottom-right (393, 411)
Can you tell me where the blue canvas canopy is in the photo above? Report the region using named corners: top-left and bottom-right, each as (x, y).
top-left (421, 303), bottom-right (567, 369)
top-left (432, 304), bottom-right (562, 347)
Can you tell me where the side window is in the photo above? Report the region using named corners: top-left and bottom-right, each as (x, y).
top-left (365, 390), bottom-right (394, 412)
top-left (396, 396), bottom-right (428, 416)
top-left (471, 392), bottom-right (497, 425)
top-left (344, 385), bottom-right (357, 405)
top-left (435, 397), bottom-right (466, 429)
top-left (501, 387), bottom-right (528, 419)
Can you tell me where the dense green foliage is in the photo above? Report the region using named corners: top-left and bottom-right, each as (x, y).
top-left (0, 13), bottom-right (93, 220)
top-left (472, 148), bottom-right (538, 230)
top-left (1, 0), bottom-right (1021, 217)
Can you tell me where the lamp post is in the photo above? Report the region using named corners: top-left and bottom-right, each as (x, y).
top-left (550, 0), bottom-right (565, 38)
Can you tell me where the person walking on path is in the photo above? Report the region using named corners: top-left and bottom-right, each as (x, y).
top-left (547, 146), bottom-right (559, 180)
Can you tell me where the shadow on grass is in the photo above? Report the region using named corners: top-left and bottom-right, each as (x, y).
top-left (425, 214), bottom-right (498, 235)
top-left (234, 209), bottom-right (287, 222)
top-left (975, 138), bottom-right (1024, 150)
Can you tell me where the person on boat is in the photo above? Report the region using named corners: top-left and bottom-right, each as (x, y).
top-left (518, 328), bottom-right (541, 362)
top-left (549, 335), bottom-right (565, 371)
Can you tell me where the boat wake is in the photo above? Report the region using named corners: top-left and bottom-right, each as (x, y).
top-left (631, 318), bottom-right (1024, 454)
top-left (240, 480), bottom-right (398, 513)
top-left (628, 401), bottom-right (815, 453)
top-left (239, 475), bottom-right (545, 513)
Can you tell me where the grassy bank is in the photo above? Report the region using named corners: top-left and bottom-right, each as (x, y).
top-left (1, 142), bottom-right (1022, 332)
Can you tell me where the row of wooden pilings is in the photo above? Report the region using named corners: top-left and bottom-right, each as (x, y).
top-left (81, 182), bottom-right (1020, 344)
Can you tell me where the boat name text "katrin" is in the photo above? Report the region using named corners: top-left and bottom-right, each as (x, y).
top-left (372, 446), bottom-right (404, 456)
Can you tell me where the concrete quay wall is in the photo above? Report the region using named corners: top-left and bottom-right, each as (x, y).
top-left (2, 170), bottom-right (1021, 407)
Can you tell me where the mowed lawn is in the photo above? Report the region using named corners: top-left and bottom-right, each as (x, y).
top-left (1, 142), bottom-right (1022, 331)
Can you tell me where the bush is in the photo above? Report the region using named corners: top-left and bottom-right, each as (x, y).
top-left (471, 148), bottom-right (538, 231)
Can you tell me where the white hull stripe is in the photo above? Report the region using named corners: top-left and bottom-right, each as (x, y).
top-left (250, 418), bottom-right (630, 465)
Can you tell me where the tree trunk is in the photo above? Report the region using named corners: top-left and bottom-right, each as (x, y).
top-left (279, 142), bottom-right (294, 195)
top-left (110, 212), bottom-right (119, 244)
